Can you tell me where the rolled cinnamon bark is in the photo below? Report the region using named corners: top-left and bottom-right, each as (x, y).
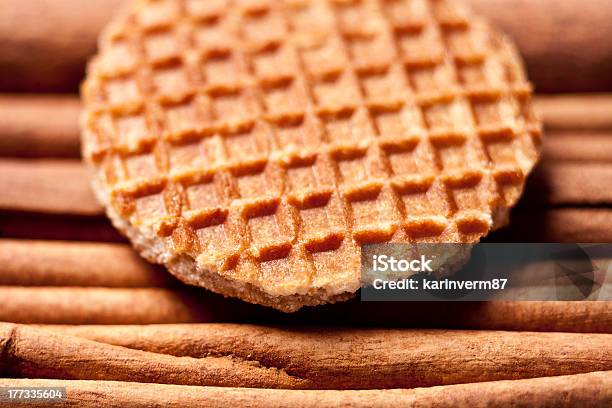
top-left (0, 287), bottom-right (257, 324)
top-left (495, 208), bottom-right (612, 243)
top-left (543, 132), bottom-right (612, 162)
top-left (1, 1), bottom-right (611, 92)
top-left (0, 323), bottom-right (308, 389)
top-left (1, 284), bottom-right (610, 332)
top-left (523, 162), bottom-right (612, 206)
top-left (534, 95), bottom-right (612, 131)
top-left (0, 0), bottom-right (124, 93)
top-left (2, 323), bottom-right (611, 390)
top-left (0, 240), bottom-right (173, 287)
top-left (45, 323), bottom-right (612, 390)
top-left (468, 0), bottom-right (612, 92)
top-left (1, 373), bottom-right (611, 408)
top-left (0, 95), bottom-right (81, 157)
top-left (0, 159), bottom-right (101, 215)
top-left (336, 300), bottom-right (612, 333)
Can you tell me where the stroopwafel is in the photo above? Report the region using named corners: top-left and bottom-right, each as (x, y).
top-left (81, 0), bottom-right (542, 311)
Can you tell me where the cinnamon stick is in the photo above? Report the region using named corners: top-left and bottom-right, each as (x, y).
top-left (468, 0), bottom-right (612, 92)
top-left (44, 323), bottom-right (612, 390)
top-left (1, 285), bottom-right (610, 332)
top-left (494, 208), bottom-right (612, 243)
top-left (523, 162), bottom-right (612, 206)
top-left (327, 300), bottom-right (612, 333)
top-left (0, 323), bottom-right (308, 389)
top-left (543, 132), bottom-right (612, 162)
top-left (0, 240), bottom-right (173, 287)
top-left (0, 287), bottom-right (256, 324)
top-left (1, 1), bottom-right (612, 92)
top-left (535, 95), bottom-right (612, 130)
top-left (1, 373), bottom-right (610, 408)
top-left (0, 0), bottom-right (124, 93)
top-left (0, 159), bottom-right (101, 215)
top-left (2, 323), bottom-right (611, 390)
top-left (0, 95), bottom-right (81, 157)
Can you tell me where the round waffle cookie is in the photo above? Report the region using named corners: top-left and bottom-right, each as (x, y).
top-left (82, 0), bottom-right (542, 311)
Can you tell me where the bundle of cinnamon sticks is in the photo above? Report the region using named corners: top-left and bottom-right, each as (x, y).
top-left (1, 0), bottom-right (612, 406)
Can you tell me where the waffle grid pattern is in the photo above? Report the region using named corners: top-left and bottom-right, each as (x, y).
top-left (82, 0), bottom-right (541, 298)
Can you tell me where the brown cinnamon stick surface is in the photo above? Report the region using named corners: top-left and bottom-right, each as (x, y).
top-left (2, 373), bottom-right (611, 408)
top-left (1, 1), bottom-right (612, 92)
top-left (1, 284), bottom-right (610, 331)
top-left (0, 240), bottom-right (173, 287)
top-left (318, 300), bottom-right (612, 333)
top-left (535, 95), bottom-right (612, 131)
top-left (494, 209), bottom-right (612, 243)
top-left (0, 95), bottom-right (80, 157)
top-left (1, 323), bottom-right (611, 390)
top-left (542, 132), bottom-right (612, 162)
top-left (523, 162), bottom-right (612, 206)
top-left (0, 0), bottom-right (124, 93)
top-left (468, 0), bottom-right (612, 92)
top-left (45, 323), bottom-right (612, 390)
top-left (0, 287), bottom-right (257, 324)
top-left (0, 159), bottom-right (101, 215)
top-left (0, 323), bottom-right (308, 389)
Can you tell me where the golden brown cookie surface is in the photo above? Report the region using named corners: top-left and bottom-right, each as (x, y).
top-left (81, 0), bottom-right (542, 311)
